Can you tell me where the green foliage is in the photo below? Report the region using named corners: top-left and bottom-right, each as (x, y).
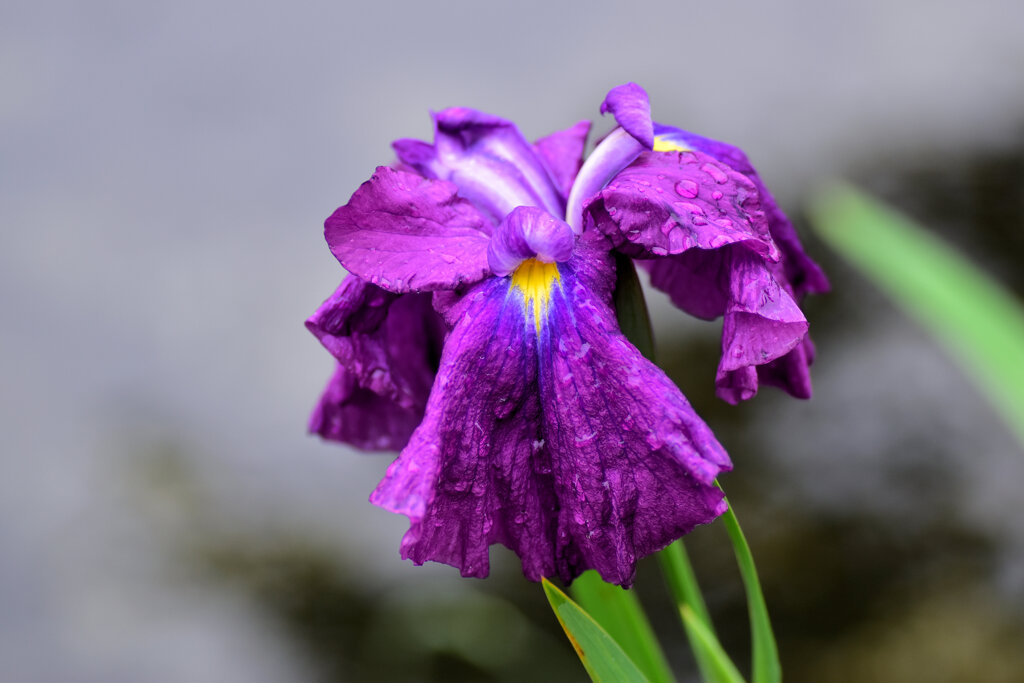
top-left (679, 605), bottom-right (746, 683)
top-left (570, 571), bottom-right (674, 683)
top-left (809, 184), bottom-right (1024, 448)
top-left (719, 489), bottom-right (780, 683)
top-left (542, 578), bottom-right (651, 683)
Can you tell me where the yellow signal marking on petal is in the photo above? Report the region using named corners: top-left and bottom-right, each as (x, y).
top-left (511, 258), bottom-right (561, 335)
top-left (652, 135), bottom-right (691, 153)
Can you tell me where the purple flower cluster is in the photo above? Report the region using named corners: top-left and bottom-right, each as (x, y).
top-left (307, 84), bottom-right (826, 586)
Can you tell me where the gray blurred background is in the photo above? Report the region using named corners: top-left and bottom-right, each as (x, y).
top-left (3, 1), bottom-right (1024, 681)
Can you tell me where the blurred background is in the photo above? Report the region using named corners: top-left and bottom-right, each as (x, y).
top-left (3, 0), bottom-right (1023, 681)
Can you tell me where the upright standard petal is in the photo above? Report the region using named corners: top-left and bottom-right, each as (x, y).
top-left (371, 237), bottom-right (730, 586)
top-left (533, 120), bottom-right (591, 201)
top-left (306, 276), bottom-right (444, 450)
top-left (600, 83), bottom-right (654, 148)
top-left (565, 128), bottom-right (647, 234)
top-left (394, 108), bottom-right (564, 221)
top-left (325, 166), bottom-right (492, 293)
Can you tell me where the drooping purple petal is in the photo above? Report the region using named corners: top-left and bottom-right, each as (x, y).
top-left (533, 120), bottom-right (591, 201)
top-left (487, 206), bottom-right (575, 277)
top-left (600, 83), bottom-right (654, 148)
top-left (653, 123), bottom-right (829, 298)
top-left (306, 276), bottom-right (444, 450)
top-left (644, 246), bottom-right (809, 403)
top-left (372, 238), bottom-right (729, 586)
top-left (585, 149), bottom-right (779, 261)
top-left (755, 336), bottom-right (815, 400)
top-left (309, 365), bottom-right (424, 451)
top-left (394, 108), bottom-right (563, 222)
top-left (325, 166), bottom-right (492, 293)
top-left (715, 248), bottom-right (808, 402)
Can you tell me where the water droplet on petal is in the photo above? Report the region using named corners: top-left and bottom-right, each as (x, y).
top-left (711, 190), bottom-right (724, 200)
top-left (701, 163), bottom-right (729, 184)
top-left (674, 179), bottom-right (699, 198)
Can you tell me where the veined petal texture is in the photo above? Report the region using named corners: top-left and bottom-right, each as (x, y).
top-left (306, 276), bottom-right (444, 450)
top-left (588, 147), bottom-right (813, 401)
top-left (325, 166), bottom-right (493, 293)
top-left (394, 108), bottom-right (565, 222)
top-left (586, 149), bottom-right (777, 261)
top-left (653, 123), bottom-right (830, 299)
top-left (371, 238), bottom-right (730, 586)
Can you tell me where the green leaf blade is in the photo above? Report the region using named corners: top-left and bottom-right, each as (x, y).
top-left (570, 570), bottom-right (674, 683)
top-left (718, 487), bottom-right (780, 683)
top-left (679, 605), bottom-right (746, 683)
top-left (542, 578), bottom-right (652, 683)
top-left (808, 183), bottom-right (1024, 448)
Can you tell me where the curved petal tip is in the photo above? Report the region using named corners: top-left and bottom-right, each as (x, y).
top-left (600, 83), bottom-right (654, 148)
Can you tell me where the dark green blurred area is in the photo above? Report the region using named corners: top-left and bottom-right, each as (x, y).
top-left (135, 135), bottom-right (1024, 683)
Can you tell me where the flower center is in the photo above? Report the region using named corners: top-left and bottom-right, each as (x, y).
top-left (511, 258), bottom-right (561, 335)
top-left (652, 135), bottom-right (691, 153)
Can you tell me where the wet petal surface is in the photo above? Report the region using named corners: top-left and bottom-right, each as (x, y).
top-left (372, 239), bottom-right (730, 585)
top-left (306, 276), bottom-right (444, 449)
top-left (325, 167), bottom-right (493, 293)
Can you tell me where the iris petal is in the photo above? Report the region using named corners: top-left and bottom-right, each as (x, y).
top-left (487, 206), bottom-right (575, 277)
top-left (566, 128), bottom-right (646, 234)
top-left (325, 166), bottom-right (493, 293)
top-left (306, 276), bottom-right (444, 449)
top-left (600, 83), bottom-right (655, 148)
top-left (653, 123), bottom-right (830, 299)
top-left (371, 239), bottom-right (729, 586)
top-left (394, 108), bottom-right (564, 222)
top-left (586, 149), bottom-right (778, 261)
top-left (309, 366), bottom-right (424, 451)
top-left (533, 120), bottom-right (591, 201)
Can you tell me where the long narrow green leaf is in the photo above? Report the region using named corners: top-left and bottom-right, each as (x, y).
top-left (657, 541), bottom-right (728, 681)
top-left (658, 540), bottom-right (714, 632)
top-left (542, 578), bottom-right (651, 683)
top-left (571, 571), bottom-right (674, 683)
top-left (808, 184), bottom-right (1024, 448)
top-left (718, 487), bottom-right (780, 683)
top-left (679, 606), bottom-right (746, 683)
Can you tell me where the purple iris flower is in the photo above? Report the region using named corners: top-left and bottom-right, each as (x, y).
top-left (309, 96), bottom-right (739, 586)
top-left (581, 83), bottom-right (828, 403)
top-left (307, 84), bottom-right (824, 585)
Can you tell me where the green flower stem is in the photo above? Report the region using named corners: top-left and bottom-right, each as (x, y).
top-left (571, 570), bottom-right (675, 683)
top-left (680, 605), bottom-right (746, 683)
top-left (658, 540), bottom-right (714, 632)
top-left (717, 484), bottom-right (780, 683)
top-left (657, 541), bottom-right (732, 682)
